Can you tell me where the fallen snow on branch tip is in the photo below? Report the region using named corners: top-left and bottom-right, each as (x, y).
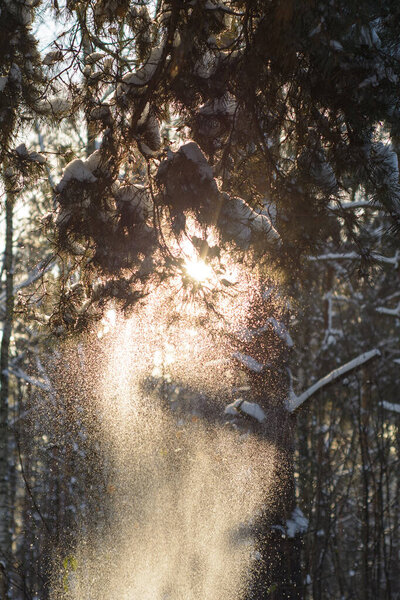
top-left (224, 399), bottom-right (266, 423)
top-left (15, 143), bottom-right (46, 164)
top-left (220, 193), bottom-right (281, 248)
top-left (286, 507), bottom-right (309, 538)
top-left (37, 96), bottom-right (71, 116)
top-left (56, 159), bottom-right (97, 192)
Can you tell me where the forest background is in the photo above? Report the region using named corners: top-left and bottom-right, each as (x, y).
top-left (0, 0), bottom-right (400, 599)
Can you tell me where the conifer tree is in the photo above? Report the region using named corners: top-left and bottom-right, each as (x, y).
top-left (2, 1), bottom-right (400, 598)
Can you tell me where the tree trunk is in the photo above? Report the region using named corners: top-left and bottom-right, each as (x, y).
top-left (0, 169), bottom-right (15, 597)
top-left (251, 408), bottom-right (302, 600)
top-left (234, 285), bottom-right (303, 600)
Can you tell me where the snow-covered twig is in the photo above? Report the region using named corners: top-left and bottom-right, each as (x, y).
top-left (381, 401), bottom-right (400, 414)
top-left (308, 251), bottom-right (399, 267)
top-left (329, 199), bottom-right (373, 211)
top-left (376, 303), bottom-right (400, 318)
top-left (235, 318), bottom-right (293, 347)
top-left (7, 367), bottom-right (50, 392)
top-left (287, 349), bottom-right (381, 413)
top-left (286, 507), bottom-right (309, 538)
top-left (0, 255), bottom-right (55, 308)
top-left (225, 399), bottom-right (266, 422)
top-left (232, 352), bottom-right (265, 373)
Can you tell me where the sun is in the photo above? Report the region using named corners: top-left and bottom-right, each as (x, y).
top-left (185, 258), bottom-right (213, 283)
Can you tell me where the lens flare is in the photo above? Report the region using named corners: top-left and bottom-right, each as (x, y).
top-left (185, 258), bottom-right (213, 283)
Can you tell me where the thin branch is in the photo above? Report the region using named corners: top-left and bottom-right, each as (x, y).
top-left (0, 254), bottom-right (55, 308)
top-left (7, 367), bottom-right (50, 392)
top-left (381, 401), bottom-right (400, 414)
top-left (307, 251), bottom-right (399, 267)
top-left (287, 349), bottom-right (381, 413)
top-left (376, 304), bottom-right (400, 318)
top-left (329, 199), bottom-right (373, 211)
top-left (15, 436), bottom-right (51, 534)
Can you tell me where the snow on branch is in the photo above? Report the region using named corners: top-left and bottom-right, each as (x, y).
top-left (219, 193), bottom-right (281, 249)
top-left (267, 317), bottom-right (294, 348)
top-left (286, 507), bottom-right (309, 538)
top-left (232, 352), bottom-right (265, 373)
top-left (225, 399), bottom-right (266, 422)
top-left (287, 349), bottom-right (381, 413)
top-left (308, 251), bottom-right (399, 267)
top-left (234, 318), bottom-right (293, 348)
top-left (7, 367), bottom-right (51, 392)
top-left (0, 255), bottom-right (55, 309)
top-left (308, 252), bottom-right (359, 261)
top-left (329, 199), bottom-right (373, 211)
top-left (381, 401), bottom-right (400, 414)
top-left (376, 303), bottom-right (400, 318)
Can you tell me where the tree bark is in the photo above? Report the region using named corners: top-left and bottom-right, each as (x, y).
top-left (234, 285), bottom-right (303, 600)
top-left (0, 169), bottom-right (15, 597)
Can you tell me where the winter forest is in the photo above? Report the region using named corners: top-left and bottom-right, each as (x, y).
top-left (1, 0), bottom-right (400, 599)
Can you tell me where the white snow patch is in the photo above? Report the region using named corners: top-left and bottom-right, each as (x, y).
top-left (224, 399), bottom-right (266, 423)
top-left (330, 40), bottom-right (343, 51)
top-left (232, 352), bottom-right (265, 373)
top-left (240, 401), bottom-right (266, 422)
top-left (115, 184), bottom-right (152, 221)
top-left (15, 143), bottom-right (29, 157)
top-left (15, 143), bottom-right (46, 164)
top-left (9, 63), bottom-right (21, 84)
top-left (56, 159), bottom-right (97, 192)
top-left (309, 19), bottom-right (323, 37)
top-left (180, 142), bottom-right (214, 181)
top-left (199, 93), bottom-right (237, 117)
top-left (29, 151), bottom-right (46, 164)
top-left (286, 507), bottom-right (308, 538)
top-left (376, 303), bottom-right (400, 317)
top-left (382, 401), bottom-right (400, 414)
top-left (221, 194), bottom-right (281, 248)
top-left (358, 24), bottom-right (380, 48)
top-left (287, 349), bottom-right (381, 413)
top-left (262, 199), bottom-right (277, 224)
top-left (122, 44), bottom-right (163, 86)
top-left (85, 150), bottom-right (103, 173)
top-left (137, 102), bottom-right (150, 127)
top-left (194, 50), bottom-right (219, 79)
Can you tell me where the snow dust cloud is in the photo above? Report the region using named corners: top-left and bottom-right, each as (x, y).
top-left (50, 280), bottom-right (278, 600)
